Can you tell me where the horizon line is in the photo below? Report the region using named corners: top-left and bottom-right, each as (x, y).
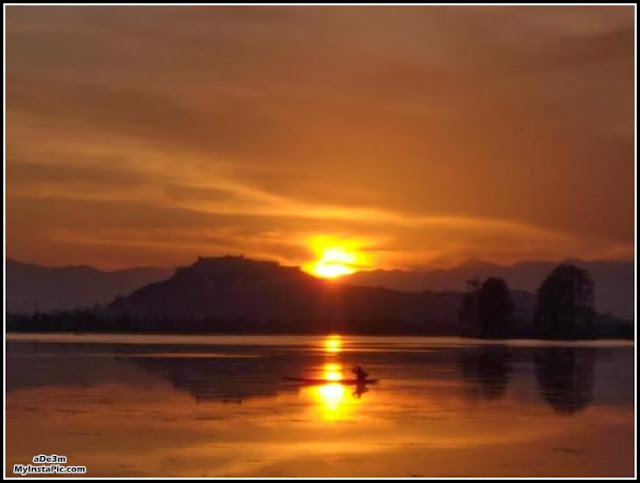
top-left (5, 253), bottom-right (635, 274)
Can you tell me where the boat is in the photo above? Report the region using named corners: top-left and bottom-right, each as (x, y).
top-left (282, 376), bottom-right (379, 385)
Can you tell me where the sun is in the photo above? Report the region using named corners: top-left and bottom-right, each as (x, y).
top-left (312, 247), bottom-right (356, 278)
top-left (303, 236), bottom-right (370, 279)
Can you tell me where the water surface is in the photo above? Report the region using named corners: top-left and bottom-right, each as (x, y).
top-left (5, 334), bottom-right (635, 477)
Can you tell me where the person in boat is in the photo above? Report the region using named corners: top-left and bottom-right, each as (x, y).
top-left (352, 365), bottom-right (369, 383)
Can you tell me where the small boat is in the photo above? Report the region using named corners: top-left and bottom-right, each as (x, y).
top-left (282, 376), bottom-right (379, 385)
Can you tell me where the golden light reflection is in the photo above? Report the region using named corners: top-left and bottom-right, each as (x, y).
top-left (323, 363), bottom-right (343, 381)
top-left (303, 236), bottom-right (372, 279)
top-left (311, 383), bottom-right (349, 421)
top-left (324, 335), bottom-right (343, 354)
top-left (305, 362), bottom-right (363, 421)
top-left (318, 384), bottom-right (345, 406)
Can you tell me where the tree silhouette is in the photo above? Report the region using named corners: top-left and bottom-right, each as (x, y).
top-left (477, 277), bottom-right (513, 338)
top-left (535, 263), bottom-right (596, 339)
top-left (459, 278), bottom-right (481, 337)
top-left (459, 277), bottom-right (513, 338)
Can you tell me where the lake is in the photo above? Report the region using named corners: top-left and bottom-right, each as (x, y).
top-left (5, 334), bottom-right (635, 477)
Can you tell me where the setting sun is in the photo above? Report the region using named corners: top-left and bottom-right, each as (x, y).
top-left (303, 236), bottom-right (371, 279)
top-left (311, 247), bottom-right (356, 278)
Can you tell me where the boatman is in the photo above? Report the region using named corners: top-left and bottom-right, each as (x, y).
top-left (352, 365), bottom-right (369, 383)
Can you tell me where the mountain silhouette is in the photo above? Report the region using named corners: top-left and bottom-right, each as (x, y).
top-left (7, 256), bottom-right (631, 337)
top-left (6, 259), bottom-right (173, 314)
top-left (107, 256), bottom-right (480, 334)
top-left (342, 258), bottom-right (634, 319)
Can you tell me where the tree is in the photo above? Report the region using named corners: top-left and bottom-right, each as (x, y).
top-left (535, 263), bottom-right (596, 339)
top-left (459, 277), bottom-right (513, 338)
top-left (459, 278), bottom-right (481, 337)
top-left (477, 277), bottom-right (514, 338)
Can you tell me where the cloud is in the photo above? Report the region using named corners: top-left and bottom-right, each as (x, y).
top-left (5, 6), bottom-right (634, 269)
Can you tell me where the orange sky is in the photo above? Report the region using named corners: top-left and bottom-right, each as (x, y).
top-left (5, 5), bottom-right (635, 271)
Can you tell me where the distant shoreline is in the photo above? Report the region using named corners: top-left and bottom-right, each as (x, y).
top-left (5, 328), bottom-right (634, 342)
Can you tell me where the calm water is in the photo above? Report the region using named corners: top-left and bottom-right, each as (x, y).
top-left (5, 334), bottom-right (635, 477)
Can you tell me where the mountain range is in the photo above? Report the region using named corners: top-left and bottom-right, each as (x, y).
top-left (5, 259), bottom-right (173, 314)
top-left (5, 256), bottom-right (634, 321)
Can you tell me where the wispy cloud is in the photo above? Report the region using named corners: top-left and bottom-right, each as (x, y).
top-left (5, 6), bottom-right (634, 269)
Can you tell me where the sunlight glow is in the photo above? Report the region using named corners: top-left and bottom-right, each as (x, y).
top-left (311, 247), bottom-right (356, 278)
top-left (303, 236), bottom-right (372, 279)
top-left (314, 261), bottom-right (354, 278)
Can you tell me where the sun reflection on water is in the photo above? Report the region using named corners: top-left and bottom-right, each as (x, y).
top-left (310, 383), bottom-right (350, 421)
top-left (306, 338), bottom-right (365, 421)
top-left (323, 363), bottom-right (343, 381)
top-left (324, 335), bottom-right (343, 354)
top-left (317, 383), bottom-right (346, 409)
top-left (306, 362), bottom-right (363, 421)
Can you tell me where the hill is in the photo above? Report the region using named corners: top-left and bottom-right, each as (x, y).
top-left (101, 256), bottom-right (542, 335)
top-left (6, 259), bottom-right (173, 314)
top-left (106, 256), bottom-right (473, 334)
